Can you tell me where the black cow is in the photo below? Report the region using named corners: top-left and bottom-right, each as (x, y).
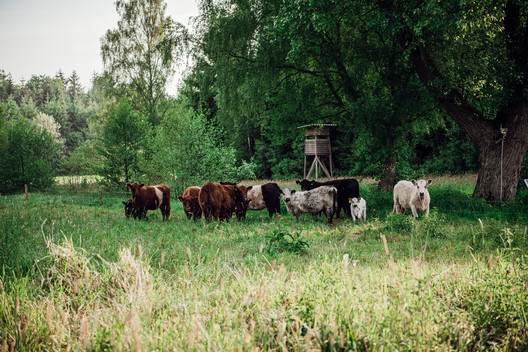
top-left (296, 178), bottom-right (360, 218)
top-left (246, 183), bottom-right (282, 217)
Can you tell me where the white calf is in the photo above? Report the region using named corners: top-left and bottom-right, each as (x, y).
top-left (281, 186), bottom-right (337, 224)
top-left (392, 180), bottom-right (432, 218)
top-left (349, 197), bottom-right (366, 222)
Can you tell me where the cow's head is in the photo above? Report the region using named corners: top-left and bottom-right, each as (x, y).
top-left (349, 197), bottom-right (362, 209)
top-left (296, 179), bottom-right (314, 191)
top-left (411, 179), bottom-right (432, 199)
top-left (178, 195), bottom-right (198, 217)
top-left (281, 188), bottom-right (296, 203)
top-left (123, 199), bottom-right (135, 219)
top-left (233, 186), bottom-right (250, 220)
top-left (127, 182), bottom-right (145, 199)
top-left (234, 197), bottom-right (251, 220)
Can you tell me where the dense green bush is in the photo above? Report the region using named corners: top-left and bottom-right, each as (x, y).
top-left (0, 117), bottom-right (60, 192)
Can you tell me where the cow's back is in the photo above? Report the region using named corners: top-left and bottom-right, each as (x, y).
top-left (247, 185), bottom-right (264, 210)
top-left (184, 186), bottom-right (201, 198)
top-left (292, 186), bottom-right (336, 213)
top-left (199, 182), bottom-right (237, 220)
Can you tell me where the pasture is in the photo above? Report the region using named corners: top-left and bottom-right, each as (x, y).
top-left (1, 175), bottom-right (527, 351)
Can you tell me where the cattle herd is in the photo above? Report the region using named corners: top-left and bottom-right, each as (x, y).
top-left (123, 178), bottom-right (433, 223)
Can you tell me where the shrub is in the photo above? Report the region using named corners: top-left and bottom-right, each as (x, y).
top-left (266, 229), bottom-right (310, 254)
top-left (0, 117), bottom-right (60, 192)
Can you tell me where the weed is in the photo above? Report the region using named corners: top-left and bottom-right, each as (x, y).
top-left (265, 229), bottom-right (310, 254)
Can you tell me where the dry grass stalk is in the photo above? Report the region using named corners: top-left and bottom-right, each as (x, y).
top-left (343, 254), bottom-right (350, 270)
top-left (380, 234), bottom-right (389, 255)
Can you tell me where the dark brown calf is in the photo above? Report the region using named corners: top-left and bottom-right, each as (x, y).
top-left (123, 199), bottom-right (136, 219)
top-left (127, 182), bottom-right (171, 220)
top-left (177, 186), bottom-right (202, 220)
top-left (198, 182), bottom-right (249, 221)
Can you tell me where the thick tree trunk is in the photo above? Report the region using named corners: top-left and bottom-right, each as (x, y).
top-left (400, 38), bottom-right (528, 204)
top-left (470, 104), bottom-right (528, 204)
top-left (378, 155), bottom-right (396, 191)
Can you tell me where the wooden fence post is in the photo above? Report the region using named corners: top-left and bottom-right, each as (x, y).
top-left (99, 188), bottom-right (103, 206)
top-left (25, 184), bottom-right (28, 201)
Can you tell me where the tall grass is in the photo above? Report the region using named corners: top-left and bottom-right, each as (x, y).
top-left (1, 176), bottom-right (527, 350)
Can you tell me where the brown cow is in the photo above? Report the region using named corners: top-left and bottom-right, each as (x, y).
top-left (127, 182), bottom-right (171, 220)
top-left (198, 182), bottom-right (249, 221)
top-left (177, 186), bottom-right (202, 220)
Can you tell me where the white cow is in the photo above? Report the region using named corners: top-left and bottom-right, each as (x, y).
top-left (281, 186), bottom-right (337, 224)
top-left (392, 180), bottom-right (432, 218)
top-left (349, 197), bottom-right (366, 222)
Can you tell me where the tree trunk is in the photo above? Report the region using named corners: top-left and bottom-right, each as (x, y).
top-left (378, 155), bottom-right (396, 191)
top-left (400, 38), bottom-right (528, 204)
top-left (470, 103), bottom-right (528, 204)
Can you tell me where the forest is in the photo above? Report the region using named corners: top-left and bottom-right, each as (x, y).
top-left (1, 0), bottom-right (527, 203)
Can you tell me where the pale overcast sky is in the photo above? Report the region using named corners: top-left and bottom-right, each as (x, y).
top-left (0, 0), bottom-right (199, 95)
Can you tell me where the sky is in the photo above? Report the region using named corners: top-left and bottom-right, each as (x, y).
top-left (0, 0), bottom-right (199, 95)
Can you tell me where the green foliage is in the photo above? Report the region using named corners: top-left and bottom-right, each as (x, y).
top-left (0, 117), bottom-right (60, 192)
top-left (63, 137), bottom-right (104, 175)
top-left (386, 213), bottom-right (414, 233)
top-left (100, 0), bottom-right (187, 126)
top-left (97, 99), bottom-right (149, 187)
top-left (147, 102), bottom-right (256, 193)
top-left (266, 229), bottom-right (310, 255)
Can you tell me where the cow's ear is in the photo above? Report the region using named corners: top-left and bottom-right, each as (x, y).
top-left (139, 183), bottom-right (145, 188)
top-left (411, 180), bottom-right (417, 186)
top-left (427, 179), bottom-right (433, 186)
top-left (126, 183), bottom-right (132, 190)
top-left (348, 197), bottom-right (352, 203)
top-left (291, 190), bottom-right (296, 194)
top-left (358, 197), bottom-right (362, 201)
top-left (247, 186), bottom-right (253, 191)
top-left (296, 180), bottom-right (301, 185)
top-left (177, 196), bottom-right (183, 201)
top-left (123, 201), bottom-right (127, 205)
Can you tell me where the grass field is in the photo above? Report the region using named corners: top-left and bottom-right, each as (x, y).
top-left (1, 175), bottom-right (527, 351)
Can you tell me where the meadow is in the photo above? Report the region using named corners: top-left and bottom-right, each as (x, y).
top-left (1, 175), bottom-right (527, 351)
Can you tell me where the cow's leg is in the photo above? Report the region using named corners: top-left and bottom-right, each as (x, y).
top-left (392, 200), bottom-right (399, 215)
top-left (411, 206), bottom-right (418, 218)
top-left (165, 201), bottom-right (171, 219)
top-left (327, 207), bottom-right (334, 224)
top-left (274, 199), bottom-right (281, 216)
top-left (425, 206), bottom-right (429, 217)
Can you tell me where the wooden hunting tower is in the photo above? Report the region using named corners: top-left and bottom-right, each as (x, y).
top-left (299, 124), bottom-right (336, 180)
